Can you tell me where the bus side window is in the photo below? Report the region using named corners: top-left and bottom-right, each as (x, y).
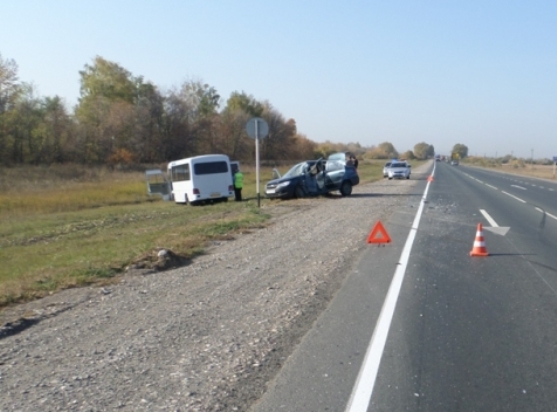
top-left (172, 164), bottom-right (190, 181)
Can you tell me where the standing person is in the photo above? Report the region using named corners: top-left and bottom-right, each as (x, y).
top-left (233, 167), bottom-right (244, 201)
top-left (352, 155), bottom-right (359, 169)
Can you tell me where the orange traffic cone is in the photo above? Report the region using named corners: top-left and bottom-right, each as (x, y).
top-left (470, 223), bottom-right (489, 256)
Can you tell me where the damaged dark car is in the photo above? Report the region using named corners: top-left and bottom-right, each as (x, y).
top-left (265, 153), bottom-right (360, 199)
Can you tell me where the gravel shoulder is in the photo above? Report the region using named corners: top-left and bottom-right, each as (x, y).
top-left (0, 163), bottom-right (431, 412)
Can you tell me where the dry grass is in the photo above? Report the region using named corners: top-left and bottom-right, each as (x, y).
top-left (0, 159), bottom-right (415, 309)
top-left (0, 164), bottom-right (270, 308)
top-left (463, 158), bottom-right (557, 181)
top-left (498, 164), bottom-right (557, 180)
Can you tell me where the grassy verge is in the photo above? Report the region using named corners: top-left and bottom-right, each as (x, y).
top-left (0, 159), bottom-right (421, 309)
top-left (463, 159), bottom-right (557, 180)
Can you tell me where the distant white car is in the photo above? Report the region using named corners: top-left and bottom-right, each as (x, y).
top-left (387, 161), bottom-right (411, 180)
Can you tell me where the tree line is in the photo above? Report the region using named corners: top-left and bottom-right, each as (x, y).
top-left (0, 55), bottom-right (320, 166)
top-left (0, 53), bottom-right (457, 167)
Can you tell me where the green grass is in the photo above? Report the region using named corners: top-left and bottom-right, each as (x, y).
top-left (0, 159), bottom-right (422, 309)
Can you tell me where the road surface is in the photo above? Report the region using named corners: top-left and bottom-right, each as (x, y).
top-left (251, 162), bottom-right (557, 412)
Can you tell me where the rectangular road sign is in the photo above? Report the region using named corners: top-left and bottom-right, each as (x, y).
top-left (553, 156), bottom-right (557, 162)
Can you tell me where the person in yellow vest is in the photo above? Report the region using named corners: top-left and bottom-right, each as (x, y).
top-left (233, 167), bottom-right (244, 201)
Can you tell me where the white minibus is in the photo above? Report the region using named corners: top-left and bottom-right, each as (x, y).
top-left (168, 154), bottom-right (234, 205)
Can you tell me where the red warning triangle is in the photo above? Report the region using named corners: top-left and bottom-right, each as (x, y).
top-left (367, 221), bottom-right (391, 244)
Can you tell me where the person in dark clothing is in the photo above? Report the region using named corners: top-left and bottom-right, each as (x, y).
top-left (350, 155), bottom-right (359, 169)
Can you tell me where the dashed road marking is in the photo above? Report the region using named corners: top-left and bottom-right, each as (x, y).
top-left (502, 191), bottom-right (526, 203)
top-left (535, 208), bottom-right (557, 221)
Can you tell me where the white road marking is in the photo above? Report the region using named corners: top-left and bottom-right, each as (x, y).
top-left (535, 208), bottom-right (557, 221)
top-left (345, 163), bottom-right (434, 412)
top-left (511, 185), bottom-right (526, 190)
top-left (480, 210), bottom-right (510, 235)
top-left (480, 209), bottom-right (499, 227)
top-left (502, 191), bottom-right (526, 203)
top-left (485, 184), bottom-right (498, 190)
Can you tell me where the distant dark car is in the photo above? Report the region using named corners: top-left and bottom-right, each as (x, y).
top-left (265, 153), bottom-right (360, 199)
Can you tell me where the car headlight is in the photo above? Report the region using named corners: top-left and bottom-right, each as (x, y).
top-left (276, 181), bottom-right (291, 190)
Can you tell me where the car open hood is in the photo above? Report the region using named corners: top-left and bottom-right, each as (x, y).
top-left (266, 176), bottom-right (296, 186)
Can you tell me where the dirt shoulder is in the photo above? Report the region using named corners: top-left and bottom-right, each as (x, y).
top-left (0, 163), bottom-right (431, 412)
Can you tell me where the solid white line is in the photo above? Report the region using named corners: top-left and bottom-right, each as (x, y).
top-left (485, 184), bottom-right (498, 190)
top-left (511, 185), bottom-right (526, 190)
top-left (535, 208), bottom-right (557, 221)
top-left (502, 191), bottom-right (527, 203)
top-left (345, 163), bottom-right (433, 412)
top-left (480, 209), bottom-right (499, 227)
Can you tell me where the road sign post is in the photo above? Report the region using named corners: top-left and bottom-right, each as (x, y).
top-left (246, 118), bottom-right (269, 207)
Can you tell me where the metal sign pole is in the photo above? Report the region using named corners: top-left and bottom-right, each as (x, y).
top-left (245, 117), bottom-right (268, 208)
top-left (255, 120), bottom-right (260, 207)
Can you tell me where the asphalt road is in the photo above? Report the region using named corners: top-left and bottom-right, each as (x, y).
top-left (250, 162), bottom-right (557, 412)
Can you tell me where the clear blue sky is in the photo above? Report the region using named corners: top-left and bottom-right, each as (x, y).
top-left (1, 0), bottom-right (555, 159)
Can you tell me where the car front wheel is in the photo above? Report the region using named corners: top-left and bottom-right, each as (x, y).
top-left (295, 185), bottom-right (305, 199)
top-left (340, 181), bottom-right (352, 196)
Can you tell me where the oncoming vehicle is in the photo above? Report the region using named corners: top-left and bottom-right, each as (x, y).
top-left (387, 161), bottom-right (411, 179)
top-left (168, 154), bottom-right (234, 205)
top-left (265, 152), bottom-right (359, 199)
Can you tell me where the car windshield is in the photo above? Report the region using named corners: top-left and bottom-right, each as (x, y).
top-left (391, 162), bottom-right (406, 168)
top-left (282, 162), bottom-right (309, 179)
top-left (327, 153), bottom-right (346, 162)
